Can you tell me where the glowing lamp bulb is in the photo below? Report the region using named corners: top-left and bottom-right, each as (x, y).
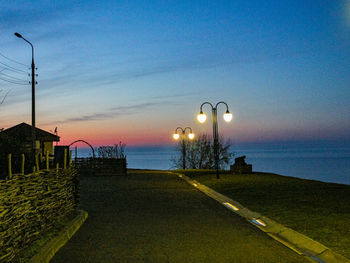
top-left (173, 133), bottom-right (180, 140)
top-left (197, 112), bottom-right (207, 123)
top-left (223, 111), bottom-right (233, 122)
top-left (188, 133), bottom-right (195, 140)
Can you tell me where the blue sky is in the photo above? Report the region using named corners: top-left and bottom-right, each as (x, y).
top-left (1, 0), bottom-right (350, 146)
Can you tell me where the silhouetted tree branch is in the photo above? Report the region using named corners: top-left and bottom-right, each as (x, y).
top-left (171, 133), bottom-right (234, 169)
top-left (95, 142), bottom-right (126, 158)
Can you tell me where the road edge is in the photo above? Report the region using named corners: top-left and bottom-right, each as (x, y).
top-left (173, 172), bottom-right (350, 263)
top-left (29, 209), bottom-right (88, 263)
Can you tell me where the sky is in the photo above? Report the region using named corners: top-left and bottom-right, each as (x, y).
top-left (1, 0), bottom-right (350, 147)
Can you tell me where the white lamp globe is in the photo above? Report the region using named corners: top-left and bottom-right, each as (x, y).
top-left (197, 112), bottom-right (207, 123)
top-left (223, 111), bottom-right (233, 122)
top-left (173, 133), bottom-right (180, 140)
top-left (188, 133), bottom-right (195, 140)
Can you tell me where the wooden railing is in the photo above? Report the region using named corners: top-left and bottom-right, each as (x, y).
top-left (72, 157), bottom-right (127, 176)
top-left (1, 148), bottom-right (71, 179)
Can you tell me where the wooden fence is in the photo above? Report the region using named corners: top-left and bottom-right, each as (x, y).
top-left (73, 157), bottom-right (127, 176)
top-left (0, 167), bottom-right (79, 262)
top-left (1, 148), bottom-right (71, 180)
top-left (0, 153), bottom-right (126, 261)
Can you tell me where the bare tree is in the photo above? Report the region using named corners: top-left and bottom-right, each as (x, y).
top-left (96, 142), bottom-right (126, 158)
top-left (171, 133), bottom-right (234, 169)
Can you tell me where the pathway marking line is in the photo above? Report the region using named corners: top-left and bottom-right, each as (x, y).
top-left (223, 202), bottom-right (239, 211)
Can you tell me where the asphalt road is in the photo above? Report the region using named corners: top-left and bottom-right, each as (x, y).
top-left (51, 170), bottom-right (308, 263)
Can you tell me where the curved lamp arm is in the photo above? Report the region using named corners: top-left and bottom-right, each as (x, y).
top-left (199, 102), bottom-right (214, 113)
top-left (174, 127), bottom-right (185, 134)
top-left (216, 101), bottom-right (232, 122)
top-left (173, 127), bottom-right (194, 140)
top-left (215, 101), bottom-right (229, 111)
top-left (183, 127), bottom-right (193, 133)
top-left (14, 33), bottom-right (34, 60)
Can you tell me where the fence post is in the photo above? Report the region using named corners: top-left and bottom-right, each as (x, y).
top-left (46, 151), bottom-right (49, 171)
top-left (8, 153), bottom-right (12, 179)
top-left (56, 163), bottom-right (59, 174)
top-left (69, 150), bottom-right (72, 167)
top-left (64, 148), bottom-right (67, 169)
top-left (35, 153), bottom-right (40, 172)
top-left (21, 154), bottom-right (25, 175)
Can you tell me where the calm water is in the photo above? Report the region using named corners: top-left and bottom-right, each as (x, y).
top-left (233, 147), bottom-right (350, 185)
top-left (73, 146), bottom-right (350, 185)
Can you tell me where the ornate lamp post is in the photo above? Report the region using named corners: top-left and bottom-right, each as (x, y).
top-left (173, 127), bottom-right (195, 169)
top-left (197, 102), bottom-right (232, 179)
top-left (14, 32), bottom-right (37, 168)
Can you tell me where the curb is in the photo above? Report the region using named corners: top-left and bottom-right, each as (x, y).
top-left (29, 210), bottom-right (88, 263)
top-left (174, 172), bottom-right (350, 263)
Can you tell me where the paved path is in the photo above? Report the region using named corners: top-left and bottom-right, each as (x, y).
top-left (51, 170), bottom-right (307, 262)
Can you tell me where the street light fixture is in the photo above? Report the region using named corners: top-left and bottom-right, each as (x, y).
top-left (223, 110), bottom-right (233, 122)
top-left (14, 32), bottom-right (37, 168)
top-left (188, 132), bottom-right (195, 140)
top-left (197, 101), bottom-right (233, 179)
top-left (197, 111), bottom-right (207, 123)
top-left (172, 127), bottom-right (195, 169)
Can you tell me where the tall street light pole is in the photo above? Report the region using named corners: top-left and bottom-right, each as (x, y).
top-left (14, 32), bottom-right (36, 168)
top-left (197, 102), bottom-right (233, 179)
top-left (173, 127), bottom-right (195, 169)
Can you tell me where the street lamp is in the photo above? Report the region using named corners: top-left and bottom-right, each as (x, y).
top-left (173, 127), bottom-right (195, 169)
top-left (14, 32), bottom-right (37, 168)
top-left (197, 101), bottom-right (233, 179)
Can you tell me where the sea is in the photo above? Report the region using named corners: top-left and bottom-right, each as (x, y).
top-left (73, 145), bottom-right (350, 185)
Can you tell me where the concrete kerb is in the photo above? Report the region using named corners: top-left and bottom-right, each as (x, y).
top-left (29, 210), bottom-right (88, 263)
top-left (173, 172), bottom-right (350, 263)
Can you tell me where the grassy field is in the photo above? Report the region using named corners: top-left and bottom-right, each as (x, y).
top-left (176, 169), bottom-right (350, 259)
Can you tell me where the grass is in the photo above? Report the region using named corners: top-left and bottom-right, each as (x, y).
top-left (176, 169), bottom-right (350, 259)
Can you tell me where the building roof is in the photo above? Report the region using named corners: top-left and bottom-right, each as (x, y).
top-left (0, 122), bottom-right (60, 142)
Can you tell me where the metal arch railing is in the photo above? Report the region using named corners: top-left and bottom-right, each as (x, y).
top-left (68, 140), bottom-right (95, 158)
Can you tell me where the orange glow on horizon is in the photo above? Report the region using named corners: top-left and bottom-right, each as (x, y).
top-left (57, 132), bottom-right (172, 147)
top-left (49, 123), bottom-right (172, 147)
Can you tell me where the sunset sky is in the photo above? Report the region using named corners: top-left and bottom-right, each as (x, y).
top-left (1, 0), bottom-right (350, 147)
